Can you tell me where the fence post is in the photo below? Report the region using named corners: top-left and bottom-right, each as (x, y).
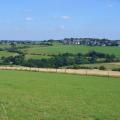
top-left (108, 71), bottom-right (110, 79)
top-left (65, 68), bottom-right (67, 73)
top-left (86, 70), bottom-right (87, 76)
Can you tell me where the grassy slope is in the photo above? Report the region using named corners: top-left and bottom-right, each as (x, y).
top-left (0, 51), bottom-right (16, 57)
top-left (0, 44), bottom-right (10, 49)
top-left (25, 44), bottom-right (120, 60)
top-left (25, 54), bottom-right (51, 60)
top-left (0, 43), bottom-right (120, 59)
top-left (0, 70), bottom-right (120, 120)
top-left (0, 44), bottom-right (17, 57)
top-left (72, 62), bottom-right (120, 70)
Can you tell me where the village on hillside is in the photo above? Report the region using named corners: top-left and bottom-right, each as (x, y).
top-left (63, 38), bottom-right (120, 46)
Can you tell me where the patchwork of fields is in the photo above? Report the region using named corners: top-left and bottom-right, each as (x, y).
top-left (0, 43), bottom-right (120, 59)
top-left (0, 70), bottom-right (120, 120)
top-left (25, 44), bottom-right (120, 59)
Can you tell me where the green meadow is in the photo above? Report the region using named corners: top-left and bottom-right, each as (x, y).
top-left (69, 62), bottom-right (120, 70)
top-left (0, 70), bottom-right (120, 120)
top-left (15, 43), bottom-right (120, 60)
top-left (0, 51), bottom-right (16, 58)
top-left (26, 44), bottom-right (120, 56)
top-left (0, 43), bottom-right (120, 60)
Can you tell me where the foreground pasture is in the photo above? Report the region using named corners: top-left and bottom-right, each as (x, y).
top-left (0, 70), bottom-right (120, 120)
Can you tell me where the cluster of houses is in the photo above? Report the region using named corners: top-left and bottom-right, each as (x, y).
top-left (63, 38), bottom-right (120, 46)
top-left (1, 38), bottom-right (120, 46)
top-left (0, 40), bottom-right (45, 45)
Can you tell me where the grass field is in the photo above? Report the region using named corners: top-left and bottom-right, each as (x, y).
top-left (0, 44), bottom-right (10, 49)
top-left (0, 43), bottom-right (120, 60)
top-left (0, 70), bottom-right (120, 120)
top-left (26, 44), bottom-right (120, 56)
top-left (72, 62), bottom-right (120, 70)
top-left (0, 51), bottom-right (16, 57)
top-left (25, 54), bottom-right (51, 60)
top-left (23, 44), bottom-right (120, 60)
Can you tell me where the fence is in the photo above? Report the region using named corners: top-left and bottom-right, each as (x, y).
top-left (0, 66), bottom-right (120, 77)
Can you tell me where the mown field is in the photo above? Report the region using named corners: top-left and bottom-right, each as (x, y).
top-left (68, 62), bottom-right (120, 70)
top-left (0, 70), bottom-right (120, 120)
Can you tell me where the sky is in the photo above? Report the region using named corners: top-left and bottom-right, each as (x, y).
top-left (0, 0), bottom-right (120, 40)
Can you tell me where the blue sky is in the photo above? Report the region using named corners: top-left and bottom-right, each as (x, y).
top-left (0, 0), bottom-right (120, 40)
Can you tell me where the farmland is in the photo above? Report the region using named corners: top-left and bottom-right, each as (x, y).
top-left (0, 41), bottom-right (120, 70)
top-left (38, 45), bottom-right (120, 55)
top-left (66, 62), bottom-right (120, 70)
top-left (1, 1), bottom-right (120, 120)
top-left (25, 44), bottom-right (120, 59)
top-left (0, 70), bottom-right (120, 120)
top-left (0, 43), bottom-right (120, 60)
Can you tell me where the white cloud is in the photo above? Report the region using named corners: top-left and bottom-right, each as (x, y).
top-left (25, 17), bottom-right (33, 21)
top-left (53, 16), bottom-right (71, 20)
top-left (61, 16), bottom-right (71, 20)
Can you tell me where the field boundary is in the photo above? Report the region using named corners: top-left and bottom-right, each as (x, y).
top-left (0, 66), bottom-right (120, 77)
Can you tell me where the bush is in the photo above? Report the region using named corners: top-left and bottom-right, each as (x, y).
top-left (99, 66), bottom-right (106, 70)
top-left (68, 65), bottom-right (93, 69)
top-left (72, 65), bottom-right (80, 69)
top-left (112, 68), bottom-right (120, 71)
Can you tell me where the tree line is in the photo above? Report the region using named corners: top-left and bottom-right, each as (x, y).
top-left (1, 51), bottom-right (119, 68)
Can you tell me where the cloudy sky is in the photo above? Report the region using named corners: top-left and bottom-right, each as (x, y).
top-left (0, 0), bottom-right (120, 40)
